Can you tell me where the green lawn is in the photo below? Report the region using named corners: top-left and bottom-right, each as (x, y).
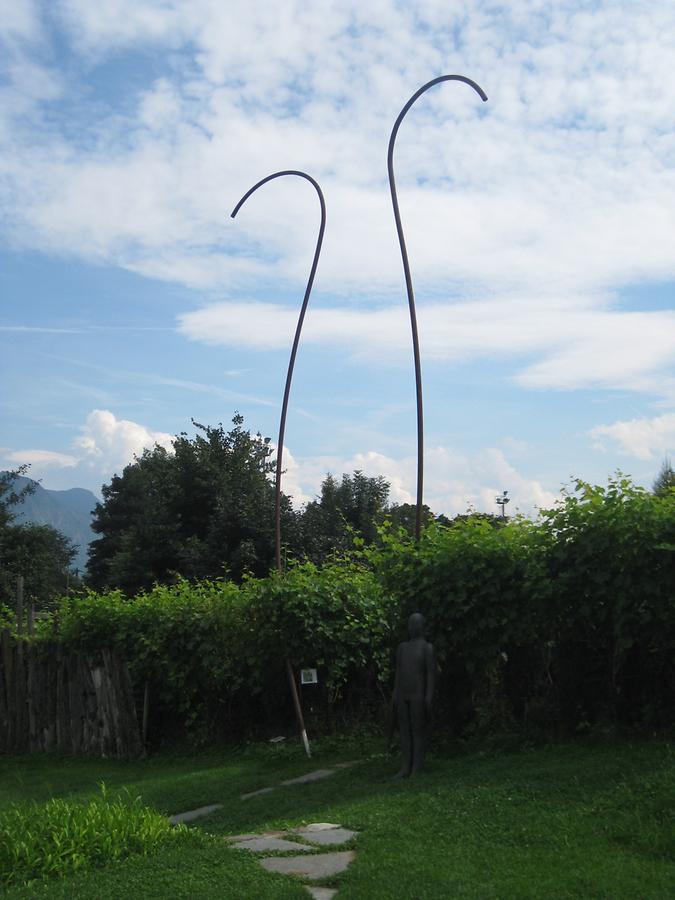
top-left (1, 738), bottom-right (674, 898)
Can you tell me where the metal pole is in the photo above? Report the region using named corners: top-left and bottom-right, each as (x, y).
top-left (387, 75), bottom-right (488, 539)
top-left (231, 171), bottom-right (326, 572)
top-left (231, 170), bottom-right (325, 757)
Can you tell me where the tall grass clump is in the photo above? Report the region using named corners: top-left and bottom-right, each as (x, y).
top-left (0, 785), bottom-right (182, 889)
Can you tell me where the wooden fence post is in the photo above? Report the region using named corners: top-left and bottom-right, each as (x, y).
top-left (14, 578), bottom-right (26, 751)
top-left (16, 575), bottom-right (24, 636)
top-left (0, 629), bottom-right (12, 750)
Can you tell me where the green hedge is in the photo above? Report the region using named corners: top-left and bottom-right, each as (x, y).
top-left (369, 476), bottom-right (675, 734)
top-left (32, 476), bottom-right (675, 744)
top-left (43, 561), bottom-right (393, 742)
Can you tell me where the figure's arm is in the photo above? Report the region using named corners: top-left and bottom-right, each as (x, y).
top-left (425, 642), bottom-right (436, 714)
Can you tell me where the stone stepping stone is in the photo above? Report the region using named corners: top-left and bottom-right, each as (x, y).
top-left (260, 850), bottom-right (355, 880)
top-left (240, 786), bottom-right (275, 800)
top-left (282, 768), bottom-right (335, 786)
top-left (231, 835), bottom-right (311, 853)
top-left (226, 831), bottom-right (284, 842)
top-left (305, 888), bottom-right (337, 899)
top-left (168, 803), bottom-right (222, 824)
top-left (291, 826), bottom-right (358, 847)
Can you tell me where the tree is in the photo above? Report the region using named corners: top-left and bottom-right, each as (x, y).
top-left (87, 414), bottom-right (299, 593)
top-left (299, 470), bottom-right (391, 562)
top-left (0, 523), bottom-right (76, 609)
top-left (0, 467), bottom-right (77, 609)
top-left (652, 457), bottom-right (675, 496)
top-left (384, 502), bottom-right (438, 535)
top-left (0, 466), bottom-right (34, 529)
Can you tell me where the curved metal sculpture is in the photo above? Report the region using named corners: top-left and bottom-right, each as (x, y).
top-left (231, 170), bottom-right (326, 572)
top-left (387, 75), bottom-right (487, 539)
top-left (231, 170), bottom-right (326, 758)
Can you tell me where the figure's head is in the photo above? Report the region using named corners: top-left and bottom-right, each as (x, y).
top-left (407, 612), bottom-right (426, 639)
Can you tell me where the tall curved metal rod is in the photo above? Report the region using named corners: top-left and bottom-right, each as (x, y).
top-left (388, 75), bottom-right (487, 540)
top-left (231, 170), bottom-right (326, 573)
top-left (231, 170), bottom-right (325, 760)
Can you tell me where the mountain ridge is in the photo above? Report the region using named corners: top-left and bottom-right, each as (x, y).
top-left (4, 474), bottom-right (97, 572)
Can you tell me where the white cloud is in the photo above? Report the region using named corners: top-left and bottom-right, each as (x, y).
top-left (280, 442), bottom-right (556, 516)
top-left (74, 409), bottom-right (174, 472)
top-left (55, 0), bottom-right (184, 52)
top-left (0, 0), bottom-right (42, 43)
top-left (4, 409), bottom-right (555, 516)
top-left (3, 1), bottom-right (675, 398)
top-left (178, 296), bottom-right (675, 396)
top-left (0, 326), bottom-right (84, 333)
top-left (2, 448), bottom-right (79, 468)
top-left (590, 413), bottom-right (675, 461)
top-left (3, 409), bottom-right (176, 491)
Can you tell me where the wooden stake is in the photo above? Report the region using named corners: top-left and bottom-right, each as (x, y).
top-left (16, 575), bottom-right (24, 636)
top-left (285, 658), bottom-right (311, 757)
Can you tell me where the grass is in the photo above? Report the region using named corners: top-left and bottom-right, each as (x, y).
top-left (1, 737), bottom-right (674, 898)
top-left (0, 787), bottom-right (179, 889)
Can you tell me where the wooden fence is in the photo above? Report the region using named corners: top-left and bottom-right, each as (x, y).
top-left (0, 631), bottom-right (143, 759)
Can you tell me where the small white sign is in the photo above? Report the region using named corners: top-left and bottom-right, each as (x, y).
top-left (301, 668), bottom-right (318, 685)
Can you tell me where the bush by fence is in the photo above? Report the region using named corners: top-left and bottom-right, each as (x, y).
top-left (16, 476), bottom-right (675, 747)
top-left (40, 561), bottom-right (393, 744)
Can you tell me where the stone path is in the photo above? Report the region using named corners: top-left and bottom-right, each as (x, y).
top-left (167, 764), bottom-right (363, 896)
top-left (226, 822), bottom-right (358, 897)
top-left (240, 786), bottom-right (275, 800)
top-left (168, 803), bottom-right (222, 824)
top-left (282, 768), bottom-right (336, 786)
top-left (240, 760), bottom-right (362, 801)
top-left (291, 825), bottom-right (357, 846)
top-left (170, 763), bottom-right (363, 819)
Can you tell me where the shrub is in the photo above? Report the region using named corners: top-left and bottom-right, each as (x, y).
top-left (28, 475), bottom-right (675, 744)
top-left (0, 785), bottom-right (182, 889)
top-left (47, 563), bottom-right (394, 741)
top-left (540, 476), bottom-right (675, 730)
top-left (364, 516), bottom-right (551, 733)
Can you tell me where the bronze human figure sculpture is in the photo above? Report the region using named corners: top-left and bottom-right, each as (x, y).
top-left (392, 612), bottom-right (435, 777)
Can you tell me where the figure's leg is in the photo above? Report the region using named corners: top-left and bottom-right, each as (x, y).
top-left (394, 700), bottom-right (412, 778)
top-left (410, 698), bottom-right (427, 774)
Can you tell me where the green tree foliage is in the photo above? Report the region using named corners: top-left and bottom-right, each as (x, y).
top-left (87, 415), bottom-right (299, 593)
top-left (299, 470), bottom-right (391, 561)
top-left (0, 466), bottom-right (34, 529)
top-left (652, 457), bottom-right (675, 496)
top-left (0, 524), bottom-right (76, 609)
top-left (0, 467), bottom-right (77, 610)
top-left (383, 502), bottom-right (441, 535)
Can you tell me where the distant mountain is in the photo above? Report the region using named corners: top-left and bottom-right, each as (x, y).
top-left (6, 475), bottom-right (98, 573)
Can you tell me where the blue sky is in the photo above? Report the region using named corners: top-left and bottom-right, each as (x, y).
top-left (2, 0), bottom-right (675, 516)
